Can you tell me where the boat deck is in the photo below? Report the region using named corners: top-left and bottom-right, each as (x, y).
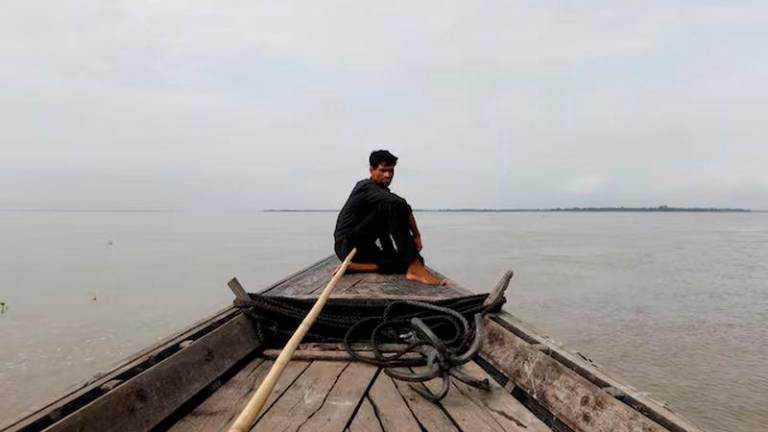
top-left (168, 356), bottom-right (550, 432)
top-left (261, 256), bottom-right (470, 300)
top-left (166, 257), bottom-right (548, 431)
top-left (170, 256), bottom-right (545, 431)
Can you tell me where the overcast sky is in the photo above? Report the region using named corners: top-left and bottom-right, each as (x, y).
top-left (2, 1), bottom-right (766, 210)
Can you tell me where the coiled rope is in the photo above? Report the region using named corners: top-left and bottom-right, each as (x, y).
top-left (236, 293), bottom-right (503, 402)
top-left (342, 300), bottom-right (495, 402)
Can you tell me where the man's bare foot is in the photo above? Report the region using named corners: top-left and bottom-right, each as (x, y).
top-left (405, 260), bottom-right (446, 285)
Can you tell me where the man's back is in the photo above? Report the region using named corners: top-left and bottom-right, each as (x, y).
top-left (334, 178), bottom-right (409, 243)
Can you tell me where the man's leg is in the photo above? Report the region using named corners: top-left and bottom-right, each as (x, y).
top-left (332, 246), bottom-right (379, 274)
top-left (335, 212), bottom-right (387, 273)
top-left (377, 201), bottom-right (445, 285)
top-left (337, 202), bottom-right (444, 284)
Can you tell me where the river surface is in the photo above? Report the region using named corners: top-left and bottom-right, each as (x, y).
top-left (1, 211), bottom-right (766, 431)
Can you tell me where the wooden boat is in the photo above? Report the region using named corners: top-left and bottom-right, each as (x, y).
top-left (2, 256), bottom-right (704, 432)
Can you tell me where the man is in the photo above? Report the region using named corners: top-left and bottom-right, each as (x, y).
top-left (334, 150), bottom-right (445, 285)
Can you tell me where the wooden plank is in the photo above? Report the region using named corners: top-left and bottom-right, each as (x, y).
top-left (166, 358), bottom-right (266, 432)
top-left (451, 362), bottom-right (550, 432)
top-left (253, 361), bottom-right (349, 431)
top-left (261, 350), bottom-right (422, 362)
top-left (348, 398), bottom-right (383, 432)
top-left (333, 279), bottom-right (466, 300)
top-left (391, 379), bottom-right (460, 432)
top-left (327, 273), bottom-right (365, 295)
top-left (422, 373), bottom-right (508, 432)
top-left (295, 343), bottom-right (411, 353)
top-left (265, 257), bottom-right (338, 296)
top-left (295, 362), bottom-right (379, 432)
top-left (261, 350), bottom-right (357, 361)
top-left (260, 256), bottom-right (337, 295)
top-left (44, 313), bottom-right (262, 432)
top-left (167, 359), bottom-right (310, 432)
top-left (4, 307), bottom-right (239, 432)
top-left (480, 318), bottom-right (669, 432)
top-left (268, 255), bottom-right (470, 301)
top-left (492, 313), bottom-right (703, 432)
top-left (367, 373), bottom-right (421, 432)
top-left (294, 279), bottom-right (467, 301)
top-left (355, 277), bottom-right (466, 297)
top-left (297, 293), bottom-right (465, 301)
top-left (483, 270), bottom-right (512, 309)
top-left (228, 278), bottom-right (251, 302)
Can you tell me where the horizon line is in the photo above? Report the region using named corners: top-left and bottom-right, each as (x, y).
top-left (264, 206), bottom-right (755, 213)
top-left (1, 206), bottom-right (762, 213)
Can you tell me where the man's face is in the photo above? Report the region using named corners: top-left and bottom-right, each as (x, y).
top-left (370, 163), bottom-right (395, 187)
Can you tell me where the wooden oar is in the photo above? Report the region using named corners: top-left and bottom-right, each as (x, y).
top-left (228, 248), bottom-right (358, 432)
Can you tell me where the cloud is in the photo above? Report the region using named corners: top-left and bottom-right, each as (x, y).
top-left (4, 0), bottom-right (764, 80)
top-left (561, 175), bottom-right (609, 195)
top-left (1, 1), bottom-right (767, 209)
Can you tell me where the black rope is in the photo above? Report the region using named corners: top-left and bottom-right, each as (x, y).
top-left (236, 293), bottom-right (491, 341)
top-left (235, 293), bottom-right (503, 402)
top-left (340, 300), bottom-right (492, 401)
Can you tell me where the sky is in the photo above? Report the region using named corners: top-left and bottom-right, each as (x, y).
top-left (2, 1), bottom-right (767, 210)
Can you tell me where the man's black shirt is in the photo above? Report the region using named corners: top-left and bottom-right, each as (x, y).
top-left (334, 179), bottom-right (411, 246)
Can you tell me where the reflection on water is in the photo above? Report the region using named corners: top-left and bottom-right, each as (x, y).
top-left (1, 211), bottom-right (766, 431)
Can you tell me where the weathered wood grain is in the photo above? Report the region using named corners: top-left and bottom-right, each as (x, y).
top-left (260, 350), bottom-right (421, 362)
top-left (253, 361), bottom-right (349, 431)
top-left (294, 280), bottom-right (467, 301)
top-left (451, 362), bottom-right (551, 432)
top-left (422, 373), bottom-right (509, 432)
top-left (265, 257), bottom-right (338, 296)
top-left (266, 255), bottom-right (470, 301)
top-left (491, 313), bottom-right (703, 432)
top-left (327, 273), bottom-right (365, 296)
top-left (228, 278), bottom-right (251, 303)
top-left (349, 279), bottom-right (466, 299)
top-left (261, 350), bottom-right (357, 362)
top-left (260, 256), bottom-right (337, 295)
top-left (483, 270), bottom-right (513, 309)
top-left (347, 398), bottom-right (383, 432)
top-left (391, 379), bottom-right (460, 432)
top-left (367, 374), bottom-right (421, 432)
top-left (480, 318), bottom-right (669, 432)
top-left (166, 358), bottom-right (265, 432)
top-left (44, 313), bottom-right (262, 432)
top-left (294, 343), bottom-right (411, 353)
top-left (295, 362), bottom-right (379, 432)
top-left (167, 359), bottom-right (310, 432)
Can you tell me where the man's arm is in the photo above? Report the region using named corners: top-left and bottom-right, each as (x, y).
top-left (409, 213), bottom-right (423, 252)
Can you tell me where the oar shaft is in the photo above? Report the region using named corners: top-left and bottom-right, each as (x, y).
top-left (229, 249), bottom-right (357, 432)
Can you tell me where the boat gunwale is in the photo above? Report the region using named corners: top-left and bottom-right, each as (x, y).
top-left (483, 311), bottom-right (704, 432)
top-left (259, 255), bottom-right (336, 295)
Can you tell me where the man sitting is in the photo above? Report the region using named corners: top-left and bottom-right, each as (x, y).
top-left (334, 150), bottom-right (445, 285)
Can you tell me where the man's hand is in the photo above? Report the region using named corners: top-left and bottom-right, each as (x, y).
top-left (413, 234), bottom-right (423, 252)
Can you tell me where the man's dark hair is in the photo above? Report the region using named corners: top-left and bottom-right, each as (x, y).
top-left (369, 150), bottom-right (398, 168)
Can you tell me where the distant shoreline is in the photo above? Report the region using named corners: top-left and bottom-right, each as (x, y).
top-left (1, 207), bottom-right (759, 213)
top-left (266, 206), bottom-right (753, 213)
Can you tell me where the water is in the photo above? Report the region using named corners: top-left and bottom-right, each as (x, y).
top-left (1, 211), bottom-right (766, 431)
